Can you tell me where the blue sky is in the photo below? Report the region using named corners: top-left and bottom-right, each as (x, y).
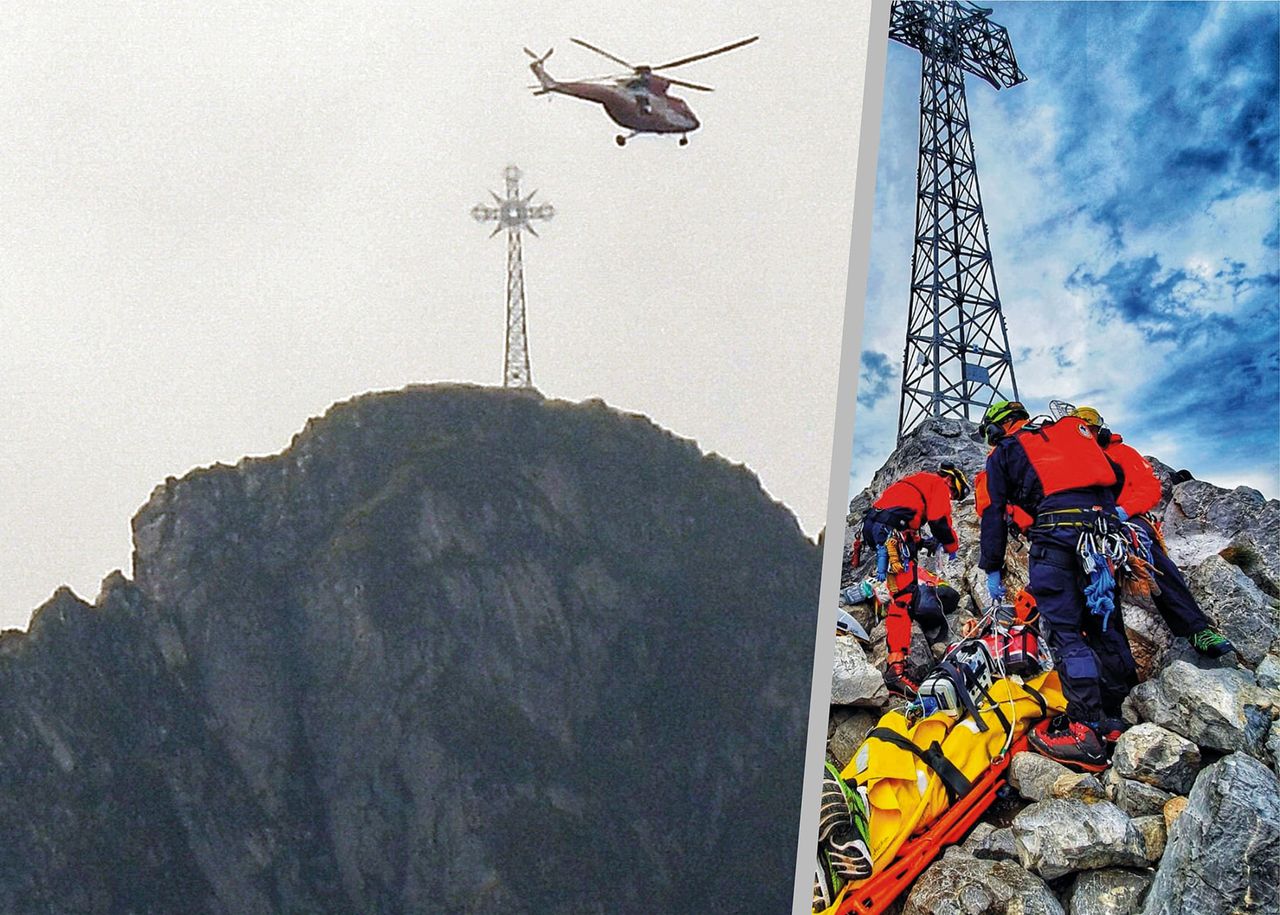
top-left (852, 1), bottom-right (1279, 497)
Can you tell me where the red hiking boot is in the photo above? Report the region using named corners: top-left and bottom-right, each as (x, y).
top-left (883, 657), bottom-right (919, 698)
top-left (1028, 716), bottom-right (1108, 772)
top-left (1093, 717), bottom-right (1128, 745)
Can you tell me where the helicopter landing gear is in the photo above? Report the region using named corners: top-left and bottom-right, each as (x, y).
top-left (616, 131), bottom-right (638, 147)
top-left (679, 135), bottom-right (689, 146)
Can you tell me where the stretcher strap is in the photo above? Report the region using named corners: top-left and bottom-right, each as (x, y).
top-left (866, 728), bottom-right (973, 803)
top-left (1020, 681), bottom-right (1048, 718)
top-left (936, 659), bottom-right (989, 733)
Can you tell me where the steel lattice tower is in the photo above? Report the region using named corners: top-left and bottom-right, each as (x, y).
top-left (471, 165), bottom-right (554, 388)
top-left (891, 1), bottom-right (1025, 439)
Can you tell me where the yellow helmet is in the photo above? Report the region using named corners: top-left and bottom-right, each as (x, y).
top-left (1073, 405), bottom-right (1104, 428)
top-left (938, 462), bottom-right (970, 501)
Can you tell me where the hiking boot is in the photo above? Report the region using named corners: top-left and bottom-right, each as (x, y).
top-left (817, 766), bottom-right (872, 897)
top-left (1028, 716), bottom-right (1108, 772)
top-left (1093, 717), bottom-right (1129, 745)
top-left (882, 659), bottom-right (919, 698)
top-left (1190, 628), bottom-right (1235, 659)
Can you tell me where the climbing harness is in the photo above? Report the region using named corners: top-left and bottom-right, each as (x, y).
top-left (1032, 508), bottom-right (1142, 632)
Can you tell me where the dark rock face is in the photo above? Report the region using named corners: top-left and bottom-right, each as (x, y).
top-left (1141, 754), bottom-right (1280, 915)
top-left (0, 386), bottom-right (820, 914)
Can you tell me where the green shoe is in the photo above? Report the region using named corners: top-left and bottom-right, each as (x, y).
top-left (818, 762), bottom-right (872, 900)
top-left (1190, 627), bottom-right (1235, 659)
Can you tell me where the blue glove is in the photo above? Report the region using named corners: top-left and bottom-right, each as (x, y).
top-left (1116, 506), bottom-right (1129, 521)
top-left (875, 545), bottom-right (889, 582)
top-left (986, 570), bottom-right (1006, 602)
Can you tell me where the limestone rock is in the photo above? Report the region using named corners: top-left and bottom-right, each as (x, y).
top-left (1068, 868), bottom-right (1153, 915)
top-left (1186, 555), bottom-right (1280, 667)
top-left (831, 636), bottom-right (889, 707)
top-left (1013, 799), bottom-right (1149, 880)
top-left (903, 845), bottom-right (1065, 915)
top-left (1257, 654), bottom-right (1280, 689)
top-left (1131, 815), bottom-right (1166, 862)
top-left (1051, 772), bottom-right (1108, 802)
top-left (828, 708), bottom-right (878, 770)
top-left (1104, 767), bottom-right (1175, 818)
top-left (970, 826), bottom-right (1019, 863)
top-left (1167, 478), bottom-right (1274, 580)
top-left (1122, 660), bottom-right (1276, 756)
top-left (1142, 753), bottom-right (1280, 914)
top-left (1011, 751), bottom-right (1076, 802)
top-left (1111, 723), bottom-right (1201, 795)
top-left (1161, 796), bottom-right (1188, 832)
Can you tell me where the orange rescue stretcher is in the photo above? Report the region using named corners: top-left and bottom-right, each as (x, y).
top-left (834, 735), bottom-right (1028, 915)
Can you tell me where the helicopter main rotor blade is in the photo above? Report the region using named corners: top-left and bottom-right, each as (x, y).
top-left (663, 76), bottom-right (714, 92)
top-left (570, 38), bottom-right (635, 70)
top-left (653, 35), bottom-right (759, 71)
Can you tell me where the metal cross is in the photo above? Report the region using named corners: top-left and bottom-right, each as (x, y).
top-left (471, 165), bottom-right (555, 389)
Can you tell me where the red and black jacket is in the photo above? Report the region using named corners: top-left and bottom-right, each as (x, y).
top-left (978, 417), bottom-right (1125, 572)
top-left (871, 472), bottom-right (959, 553)
top-left (1103, 434), bottom-right (1162, 517)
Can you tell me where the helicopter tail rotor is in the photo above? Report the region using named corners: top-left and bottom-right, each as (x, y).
top-left (525, 47), bottom-right (558, 94)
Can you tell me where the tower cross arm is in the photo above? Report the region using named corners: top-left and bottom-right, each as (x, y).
top-left (889, 0), bottom-right (1026, 90)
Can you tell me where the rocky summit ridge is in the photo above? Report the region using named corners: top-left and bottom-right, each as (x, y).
top-left (0, 384), bottom-right (821, 914)
top-left (829, 418), bottom-right (1280, 914)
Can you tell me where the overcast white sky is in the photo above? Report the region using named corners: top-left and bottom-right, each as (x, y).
top-left (0, 1), bottom-right (872, 629)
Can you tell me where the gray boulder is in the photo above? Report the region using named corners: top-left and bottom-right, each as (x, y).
top-left (963, 822), bottom-right (1019, 863)
top-left (1122, 660), bottom-right (1277, 756)
top-left (1011, 752), bottom-right (1076, 802)
top-left (1111, 723), bottom-right (1201, 795)
top-left (1187, 555), bottom-right (1280, 667)
top-left (1269, 719), bottom-right (1280, 778)
top-left (1068, 868), bottom-right (1153, 915)
top-left (1050, 772), bottom-right (1108, 802)
top-left (827, 708), bottom-right (878, 770)
top-left (1131, 815), bottom-right (1166, 862)
top-left (1103, 767), bottom-right (1175, 818)
top-left (831, 636), bottom-right (888, 707)
top-left (973, 827), bottom-right (1019, 864)
top-left (866, 620), bottom-right (935, 687)
top-left (1141, 753), bottom-right (1280, 915)
top-left (1162, 481), bottom-right (1280, 597)
top-left (903, 845), bottom-right (1065, 915)
top-left (1013, 799), bottom-right (1149, 879)
top-left (1257, 654), bottom-right (1280, 690)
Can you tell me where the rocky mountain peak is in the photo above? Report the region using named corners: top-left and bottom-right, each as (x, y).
top-left (0, 385), bottom-right (819, 914)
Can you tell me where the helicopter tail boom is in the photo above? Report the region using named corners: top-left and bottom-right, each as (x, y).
top-left (524, 47), bottom-right (558, 93)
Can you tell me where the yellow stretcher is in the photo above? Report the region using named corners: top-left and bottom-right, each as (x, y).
top-left (817, 672), bottom-right (1067, 915)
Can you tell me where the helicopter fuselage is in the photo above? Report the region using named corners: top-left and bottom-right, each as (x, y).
top-left (531, 63), bottom-right (700, 136)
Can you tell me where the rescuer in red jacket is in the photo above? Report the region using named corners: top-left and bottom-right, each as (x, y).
top-left (978, 400), bottom-right (1134, 770)
top-left (859, 464), bottom-right (970, 696)
top-left (974, 468), bottom-right (1034, 534)
top-left (1073, 405), bottom-right (1235, 658)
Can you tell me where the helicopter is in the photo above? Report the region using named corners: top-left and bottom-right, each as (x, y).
top-left (524, 36), bottom-right (759, 146)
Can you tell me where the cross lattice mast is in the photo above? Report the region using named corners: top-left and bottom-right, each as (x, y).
top-left (471, 165), bottom-right (554, 388)
top-left (891, 0), bottom-right (1024, 439)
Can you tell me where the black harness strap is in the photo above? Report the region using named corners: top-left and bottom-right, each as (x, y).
top-left (867, 727), bottom-right (973, 803)
top-left (937, 660), bottom-right (990, 733)
top-left (1021, 681), bottom-right (1049, 718)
